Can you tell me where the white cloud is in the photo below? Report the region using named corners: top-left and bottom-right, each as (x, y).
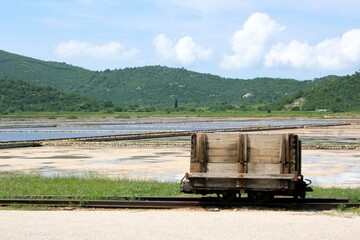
top-left (220, 12), bottom-right (360, 71)
top-left (154, 34), bottom-right (212, 65)
top-left (54, 40), bottom-right (139, 60)
top-left (220, 12), bottom-right (284, 69)
top-left (265, 29), bottom-right (360, 70)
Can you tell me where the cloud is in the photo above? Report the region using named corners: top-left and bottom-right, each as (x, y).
top-left (54, 40), bottom-right (139, 60)
top-left (265, 29), bottom-right (360, 70)
top-left (153, 34), bottom-right (212, 65)
top-left (220, 12), bottom-right (360, 71)
top-left (220, 12), bottom-right (284, 69)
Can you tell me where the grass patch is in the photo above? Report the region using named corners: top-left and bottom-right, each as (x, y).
top-left (0, 173), bottom-right (183, 199)
top-left (1, 174), bottom-right (359, 201)
top-left (308, 186), bottom-right (360, 203)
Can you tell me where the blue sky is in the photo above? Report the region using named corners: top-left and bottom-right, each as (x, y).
top-left (1, 0), bottom-right (360, 80)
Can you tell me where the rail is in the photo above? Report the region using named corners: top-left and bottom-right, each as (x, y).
top-left (0, 196), bottom-right (358, 210)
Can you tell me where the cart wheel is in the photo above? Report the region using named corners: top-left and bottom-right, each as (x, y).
top-left (299, 191), bottom-right (306, 199)
top-left (217, 192), bottom-right (239, 202)
top-left (248, 191), bottom-right (273, 203)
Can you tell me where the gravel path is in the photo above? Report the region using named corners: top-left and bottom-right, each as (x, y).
top-left (1, 210), bottom-right (359, 240)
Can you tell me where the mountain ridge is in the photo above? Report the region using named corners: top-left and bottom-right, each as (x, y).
top-left (0, 49), bottom-right (358, 112)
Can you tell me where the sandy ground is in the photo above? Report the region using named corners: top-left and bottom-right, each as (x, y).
top-left (1, 146), bottom-right (360, 186)
top-left (0, 209), bottom-right (359, 240)
top-left (0, 146), bottom-right (190, 180)
top-left (0, 121), bottom-right (359, 185)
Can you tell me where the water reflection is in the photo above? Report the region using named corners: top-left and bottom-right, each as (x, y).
top-left (302, 151), bottom-right (360, 185)
top-left (1, 119), bottom-right (340, 141)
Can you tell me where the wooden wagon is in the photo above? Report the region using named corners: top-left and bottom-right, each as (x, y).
top-left (180, 132), bottom-right (312, 202)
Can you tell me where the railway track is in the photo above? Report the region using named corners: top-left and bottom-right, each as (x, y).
top-left (0, 196), bottom-right (358, 210)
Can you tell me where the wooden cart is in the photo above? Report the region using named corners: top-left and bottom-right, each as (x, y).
top-left (181, 133), bottom-right (312, 202)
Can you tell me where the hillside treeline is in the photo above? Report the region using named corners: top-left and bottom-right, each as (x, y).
top-left (0, 50), bottom-right (359, 112)
top-left (0, 78), bottom-right (108, 114)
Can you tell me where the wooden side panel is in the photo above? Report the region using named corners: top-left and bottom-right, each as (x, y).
top-left (188, 132), bottom-right (300, 191)
top-left (204, 134), bottom-right (238, 175)
top-left (247, 163), bottom-right (281, 174)
top-left (247, 134), bottom-right (282, 164)
top-left (206, 163), bottom-right (238, 173)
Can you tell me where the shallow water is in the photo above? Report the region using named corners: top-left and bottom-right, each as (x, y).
top-left (302, 152), bottom-right (360, 185)
top-left (0, 119), bottom-right (340, 141)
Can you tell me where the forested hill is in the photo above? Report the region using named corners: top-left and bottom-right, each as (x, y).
top-left (302, 72), bottom-right (360, 111)
top-left (0, 50), bottom-right (358, 112)
top-left (0, 78), bottom-right (107, 113)
top-left (0, 50), bottom-right (307, 107)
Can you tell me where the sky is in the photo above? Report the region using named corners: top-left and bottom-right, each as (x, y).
top-left (1, 0), bottom-right (360, 80)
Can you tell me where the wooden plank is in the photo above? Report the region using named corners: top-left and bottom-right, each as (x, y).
top-left (205, 179), bottom-right (236, 188)
top-left (248, 139), bottom-right (281, 150)
top-left (279, 134), bottom-right (286, 174)
top-left (197, 133), bottom-right (207, 173)
top-left (190, 133), bottom-right (197, 163)
top-left (246, 179), bottom-right (281, 189)
top-left (206, 148), bottom-right (238, 157)
top-left (205, 133), bottom-right (239, 140)
top-left (207, 156), bottom-right (238, 163)
top-left (248, 149), bottom-right (280, 163)
top-left (206, 141), bottom-right (238, 150)
top-left (237, 133), bottom-right (244, 173)
top-left (206, 163), bottom-right (238, 173)
top-left (247, 162), bottom-right (281, 174)
top-left (243, 134), bottom-right (248, 172)
top-left (189, 172), bottom-right (296, 180)
top-left (190, 163), bottom-right (198, 173)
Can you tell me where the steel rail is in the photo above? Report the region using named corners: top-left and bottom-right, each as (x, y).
top-left (0, 197), bottom-right (358, 210)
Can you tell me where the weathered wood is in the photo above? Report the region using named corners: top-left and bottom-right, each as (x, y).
top-left (237, 133), bottom-right (244, 173)
top-left (206, 149), bottom-right (238, 158)
top-left (207, 156), bottom-right (238, 163)
top-left (189, 172), bottom-right (296, 180)
top-left (243, 134), bottom-right (248, 172)
top-left (190, 133), bottom-right (197, 163)
top-left (206, 141), bottom-right (238, 150)
top-left (247, 163), bottom-right (281, 174)
top-left (197, 133), bottom-right (207, 173)
top-left (205, 179), bottom-right (236, 188)
top-left (187, 132), bottom-right (301, 190)
top-left (279, 134), bottom-right (286, 174)
top-left (206, 163), bottom-right (238, 173)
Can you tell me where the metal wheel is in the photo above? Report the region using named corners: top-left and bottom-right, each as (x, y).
top-left (248, 191), bottom-right (273, 203)
top-left (217, 192), bottom-right (239, 202)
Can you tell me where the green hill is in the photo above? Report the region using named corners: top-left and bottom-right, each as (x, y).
top-left (302, 72), bottom-right (360, 112)
top-left (0, 50), bottom-right (307, 108)
top-left (0, 50), bottom-right (359, 112)
top-left (0, 77), bottom-right (106, 114)
top-left (274, 73), bottom-right (360, 112)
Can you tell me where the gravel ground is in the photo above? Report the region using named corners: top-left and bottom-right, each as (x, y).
top-left (0, 209), bottom-right (359, 240)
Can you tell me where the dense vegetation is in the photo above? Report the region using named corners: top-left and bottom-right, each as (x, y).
top-left (302, 73), bottom-right (360, 111)
top-left (0, 78), bottom-right (108, 114)
top-left (0, 50), bottom-right (359, 112)
top-left (0, 50), bottom-right (306, 108)
top-left (273, 72), bottom-right (360, 112)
